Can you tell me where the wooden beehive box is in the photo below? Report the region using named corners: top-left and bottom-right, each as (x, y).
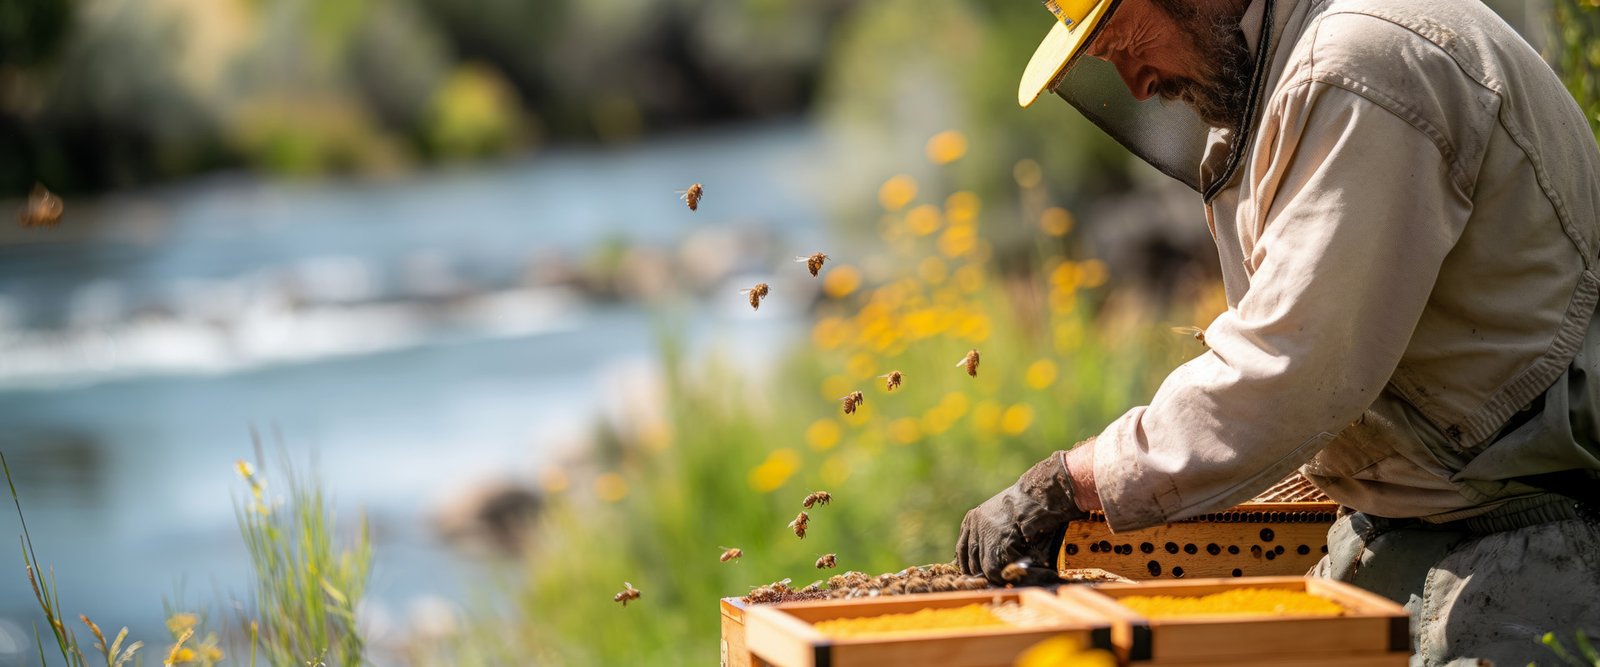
top-left (722, 597), bottom-right (755, 667)
top-left (1060, 473), bottom-right (1337, 580)
top-left (743, 588), bottom-right (1112, 667)
top-left (1059, 576), bottom-right (1411, 665)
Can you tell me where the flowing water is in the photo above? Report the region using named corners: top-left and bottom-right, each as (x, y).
top-left (0, 121), bottom-right (833, 660)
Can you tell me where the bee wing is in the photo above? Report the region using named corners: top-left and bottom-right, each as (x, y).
top-left (795, 256), bottom-right (811, 262)
top-left (1170, 326), bottom-right (1203, 336)
top-left (956, 357), bottom-right (969, 367)
top-left (777, 578), bottom-right (792, 586)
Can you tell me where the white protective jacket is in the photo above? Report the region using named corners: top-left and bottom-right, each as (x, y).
top-left (1092, 0), bottom-right (1600, 531)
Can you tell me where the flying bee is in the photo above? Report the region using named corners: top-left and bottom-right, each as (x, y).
top-left (1171, 325), bottom-right (1208, 347)
top-left (840, 391), bottom-right (864, 415)
top-left (816, 553), bottom-right (837, 569)
top-left (802, 490), bottom-right (831, 509)
top-left (957, 349), bottom-right (981, 377)
top-left (880, 370), bottom-right (903, 392)
top-left (613, 582), bottom-right (641, 607)
top-left (789, 511), bottom-right (810, 539)
top-left (678, 183), bottom-right (704, 212)
top-left (719, 547), bottom-right (743, 563)
top-left (741, 282), bottom-right (770, 311)
top-left (1001, 558), bottom-right (1032, 583)
top-left (795, 253), bottom-right (829, 277)
top-left (18, 183), bottom-right (63, 229)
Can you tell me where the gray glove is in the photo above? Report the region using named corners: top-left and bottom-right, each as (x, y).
top-left (956, 451), bottom-right (1087, 585)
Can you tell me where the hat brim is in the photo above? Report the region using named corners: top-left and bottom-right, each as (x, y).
top-left (1017, 0), bottom-right (1120, 108)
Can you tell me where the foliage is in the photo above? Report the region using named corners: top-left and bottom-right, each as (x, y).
top-left (4, 451), bottom-right (143, 667)
top-left (234, 448), bottom-right (372, 667)
top-left (1552, 0), bottom-right (1600, 142)
top-left (1540, 630), bottom-right (1600, 667)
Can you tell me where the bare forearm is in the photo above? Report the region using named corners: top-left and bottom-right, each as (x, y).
top-left (1066, 438), bottom-right (1102, 512)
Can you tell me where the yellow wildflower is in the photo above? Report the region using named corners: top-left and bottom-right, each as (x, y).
top-left (945, 191), bottom-right (981, 225)
top-left (806, 419), bottom-right (842, 452)
top-left (925, 130), bottom-right (969, 165)
top-left (165, 613), bottom-right (198, 635)
top-left (938, 225), bottom-right (977, 258)
top-left (1041, 207), bottom-right (1074, 236)
top-left (972, 401), bottom-right (1003, 434)
top-left (887, 418), bottom-right (922, 445)
top-left (1078, 259), bottom-right (1109, 288)
top-left (878, 175), bottom-right (918, 211)
top-left (1001, 404), bottom-right (1036, 435)
top-left (846, 353), bottom-right (878, 379)
top-left (594, 473), bottom-right (629, 502)
top-left (956, 311), bottom-right (991, 342)
top-left (907, 204), bottom-right (942, 236)
top-left (1013, 159), bottom-right (1043, 188)
top-left (921, 409), bottom-right (955, 437)
top-left (233, 460), bottom-right (253, 480)
top-left (939, 392), bottom-right (971, 420)
top-left (202, 646), bottom-right (224, 662)
top-left (1051, 261), bottom-right (1079, 290)
top-left (166, 647), bottom-right (196, 665)
top-left (748, 449), bottom-right (801, 492)
top-left (824, 265), bottom-right (862, 299)
top-left (918, 257), bottom-right (948, 285)
top-left (811, 316), bottom-right (852, 350)
top-left (1025, 359), bottom-right (1058, 390)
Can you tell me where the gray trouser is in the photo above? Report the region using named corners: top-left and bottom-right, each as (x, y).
top-left (1311, 500), bottom-right (1600, 666)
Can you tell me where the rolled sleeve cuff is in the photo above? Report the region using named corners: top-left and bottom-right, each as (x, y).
top-left (1092, 406), bottom-right (1182, 532)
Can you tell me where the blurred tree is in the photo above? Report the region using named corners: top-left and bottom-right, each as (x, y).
top-left (1552, 0), bottom-right (1600, 141)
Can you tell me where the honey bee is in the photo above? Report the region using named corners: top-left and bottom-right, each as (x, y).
top-left (741, 283), bottom-right (770, 311)
top-left (1001, 558), bottom-right (1031, 583)
top-left (880, 370), bottom-right (903, 392)
top-left (802, 490), bottom-right (832, 508)
top-left (795, 253), bottom-right (829, 277)
top-left (18, 183), bottom-right (63, 229)
top-left (613, 582), bottom-right (641, 607)
top-left (678, 183), bottom-right (704, 212)
top-left (719, 547), bottom-right (743, 563)
top-left (789, 511), bottom-right (810, 539)
top-left (816, 553), bottom-right (837, 569)
top-left (956, 349), bottom-right (981, 377)
top-left (1171, 325), bottom-right (1208, 347)
top-left (840, 391), bottom-right (864, 415)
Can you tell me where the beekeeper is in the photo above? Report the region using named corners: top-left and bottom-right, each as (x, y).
top-left (955, 0), bottom-right (1600, 663)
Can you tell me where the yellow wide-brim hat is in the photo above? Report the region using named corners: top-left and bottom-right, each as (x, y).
top-left (1018, 0), bottom-right (1121, 108)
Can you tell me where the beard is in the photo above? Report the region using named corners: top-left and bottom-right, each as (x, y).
top-left (1150, 9), bottom-right (1255, 129)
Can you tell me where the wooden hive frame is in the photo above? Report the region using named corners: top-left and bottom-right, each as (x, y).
top-left (1060, 473), bottom-right (1339, 581)
top-left (1058, 576), bottom-right (1410, 665)
top-left (743, 588), bottom-right (1113, 667)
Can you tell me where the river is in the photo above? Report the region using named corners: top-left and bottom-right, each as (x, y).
top-left (0, 121), bottom-right (834, 662)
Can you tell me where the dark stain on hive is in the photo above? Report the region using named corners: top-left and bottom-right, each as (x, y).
top-left (1232, 568), bottom-right (1243, 577)
top-left (1141, 542), bottom-right (1154, 554)
top-left (1228, 545), bottom-right (1240, 555)
top-left (1260, 528), bottom-right (1276, 542)
top-left (1147, 560), bottom-right (1162, 577)
top-left (1066, 543), bottom-right (1079, 556)
top-left (1251, 545), bottom-right (1264, 558)
top-left (1298, 544), bottom-right (1311, 555)
top-left (1206, 543), bottom-right (1221, 555)
top-left (1171, 566), bottom-right (1186, 578)
top-left (1165, 542), bottom-right (1179, 554)
top-left (1184, 544), bottom-right (1198, 555)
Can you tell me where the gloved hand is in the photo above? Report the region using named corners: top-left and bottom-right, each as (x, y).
top-left (956, 450), bottom-right (1087, 585)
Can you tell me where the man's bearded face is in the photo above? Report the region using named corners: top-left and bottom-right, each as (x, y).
top-left (1085, 0), bottom-right (1255, 129)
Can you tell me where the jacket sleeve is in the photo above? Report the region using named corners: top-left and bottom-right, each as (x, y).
top-left (1092, 80), bottom-right (1475, 531)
